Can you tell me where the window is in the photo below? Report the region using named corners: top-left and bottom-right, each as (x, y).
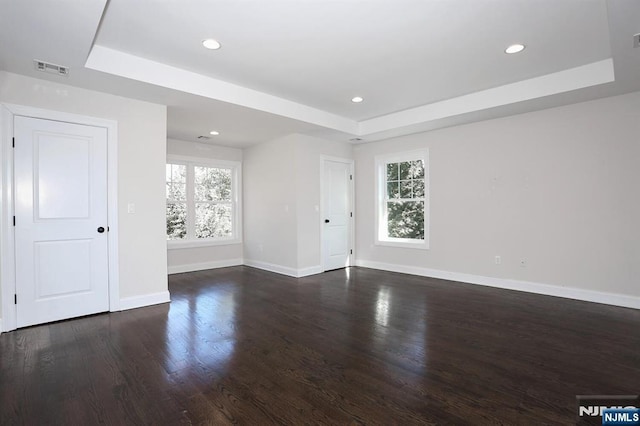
top-left (166, 157), bottom-right (241, 247)
top-left (375, 149), bottom-right (428, 249)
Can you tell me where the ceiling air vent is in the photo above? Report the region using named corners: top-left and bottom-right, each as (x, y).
top-left (34, 60), bottom-right (69, 76)
top-left (197, 135), bottom-right (211, 140)
top-left (349, 137), bottom-right (363, 142)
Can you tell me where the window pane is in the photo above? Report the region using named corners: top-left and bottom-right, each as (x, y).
top-left (399, 161), bottom-right (412, 180)
top-left (166, 203), bottom-right (187, 240)
top-left (167, 183), bottom-right (186, 201)
top-left (386, 163), bottom-right (399, 181)
top-left (195, 167), bottom-right (232, 201)
top-left (411, 160), bottom-right (424, 178)
top-left (413, 179), bottom-right (425, 197)
top-left (387, 201), bottom-right (424, 239)
top-left (400, 180), bottom-right (413, 198)
top-left (387, 181), bottom-right (400, 199)
top-left (171, 164), bottom-right (186, 183)
top-left (195, 203), bottom-right (232, 238)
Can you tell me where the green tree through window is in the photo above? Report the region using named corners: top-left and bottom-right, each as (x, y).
top-left (166, 160), bottom-right (240, 243)
top-left (194, 166), bottom-right (232, 238)
top-left (166, 164), bottom-right (187, 240)
top-left (376, 150), bottom-right (428, 248)
top-left (385, 160), bottom-right (425, 239)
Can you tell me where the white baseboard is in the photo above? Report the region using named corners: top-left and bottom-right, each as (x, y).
top-left (244, 259), bottom-right (298, 277)
top-left (297, 265), bottom-right (323, 277)
top-left (355, 259), bottom-right (640, 310)
top-left (168, 258), bottom-right (244, 275)
top-left (244, 259), bottom-right (322, 278)
top-left (119, 291), bottom-right (171, 311)
top-left (167, 258), bottom-right (322, 278)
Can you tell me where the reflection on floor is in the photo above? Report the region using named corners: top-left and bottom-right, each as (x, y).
top-left (1, 266), bottom-right (639, 424)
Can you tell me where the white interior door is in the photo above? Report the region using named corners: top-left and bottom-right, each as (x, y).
top-left (322, 159), bottom-right (352, 271)
top-left (14, 116), bottom-right (109, 328)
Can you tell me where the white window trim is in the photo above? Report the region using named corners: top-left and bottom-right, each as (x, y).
top-left (375, 149), bottom-right (429, 250)
top-left (167, 155), bottom-right (242, 249)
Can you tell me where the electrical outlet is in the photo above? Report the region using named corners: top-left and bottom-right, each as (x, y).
top-left (495, 255), bottom-right (501, 265)
top-left (520, 259), bottom-right (527, 268)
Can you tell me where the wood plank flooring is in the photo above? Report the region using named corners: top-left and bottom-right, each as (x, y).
top-left (1, 266), bottom-right (639, 425)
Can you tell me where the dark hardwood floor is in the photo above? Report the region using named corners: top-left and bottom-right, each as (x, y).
top-left (1, 266), bottom-right (638, 425)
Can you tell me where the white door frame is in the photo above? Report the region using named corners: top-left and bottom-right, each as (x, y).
top-left (319, 155), bottom-right (355, 271)
top-left (0, 103), bottom-right (120, 332)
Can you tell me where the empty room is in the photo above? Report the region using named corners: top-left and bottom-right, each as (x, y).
top-left (0, 1), bottom-right (639, 424)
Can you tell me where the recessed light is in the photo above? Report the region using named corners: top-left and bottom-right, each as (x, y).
top-left (505, 44), bottom-right (525, 54)
top-left (209, 130), bottom-right (220, 136)
top-left (351, 96), bottom-right (364, 103)
top-left (202, 39), bottom-right (221, 50)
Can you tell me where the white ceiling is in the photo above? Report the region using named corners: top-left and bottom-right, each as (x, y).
top-left (1, 0), bottom-right (639, 147)
top-left (96, 0), bottom-right (612, 120)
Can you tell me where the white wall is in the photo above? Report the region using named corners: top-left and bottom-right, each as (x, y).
top-left (168, 138), bottom-right (242, 162)
top-left (0, 71), bottom-right (168, 321)
top-left (243, 133), bottom-right (353, 275)
top-left (243, 135), bottom-right (298, 272)
top-left (354, 91), bottom-right (640, 304)
top-left (166, 138), bottom-right (243, 272)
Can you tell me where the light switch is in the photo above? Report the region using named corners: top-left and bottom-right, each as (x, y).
top-left (127, 203), bottom-right (135, 214)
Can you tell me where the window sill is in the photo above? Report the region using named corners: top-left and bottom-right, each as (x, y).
top-left (375, 239), bottom-right (429, 250)
top-left (167, 238), bottom-right (242, 250)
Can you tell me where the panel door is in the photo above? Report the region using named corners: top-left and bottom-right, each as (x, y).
top-left (322, 160), bottom-right (351, 271)
top-left (14, 116), bottom-right (109, 328)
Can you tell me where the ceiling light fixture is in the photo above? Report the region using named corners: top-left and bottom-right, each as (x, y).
top-left (202, 39), bottom-right (221, 50)
top-left (209, 130), bottom-right (220, 135)
top-left (505, 44), bottom-right (525, 54)
top-left (351, 96), bottom-right (364, 103)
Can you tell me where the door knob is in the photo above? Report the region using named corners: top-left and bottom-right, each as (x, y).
top-left (97, 227), bottom-right (105, 233)
top-left (324, 219), bottom-right (330, 223)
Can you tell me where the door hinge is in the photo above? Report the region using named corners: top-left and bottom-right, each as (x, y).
top-left (350, 174), bottom-right (353, 180)
top-left (12, 137), bottom-right (15, 148)
top-left (350, 249), bottom-right (353, 255)
top-left (14, 294), bottom-right (17, 305)
top-left (13, 216), bottom-right (15, 226)
top-left (350, 212), bottom-right (353, 217)
top-left (107, 226), bottom-right (110, 232)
